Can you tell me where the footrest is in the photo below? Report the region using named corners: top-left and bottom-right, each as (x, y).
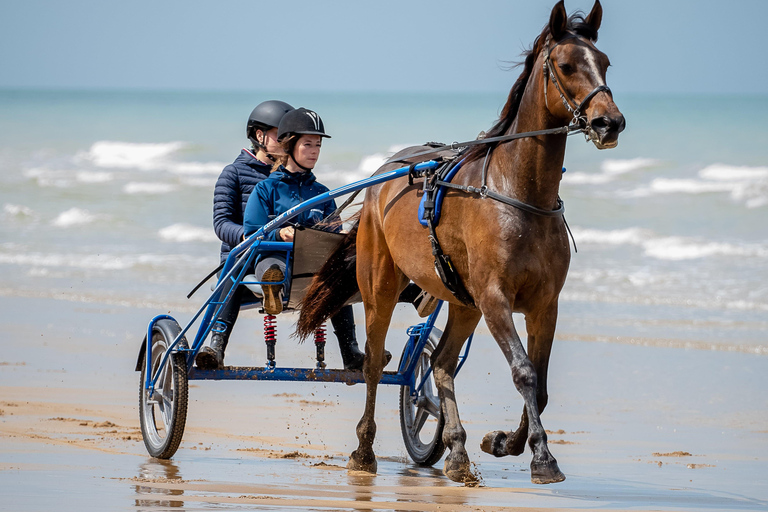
top-left (188, 366), bottom-right (404, 385)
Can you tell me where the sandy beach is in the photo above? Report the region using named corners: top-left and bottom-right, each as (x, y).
top-left (1, 294), bottom-right (766, 511)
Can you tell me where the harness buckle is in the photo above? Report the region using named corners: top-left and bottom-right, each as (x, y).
top-left (479, 185), bottom-right (488, 198)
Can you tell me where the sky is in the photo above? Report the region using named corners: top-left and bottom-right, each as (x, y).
top-left (1, 0), bottom-right (766, 95)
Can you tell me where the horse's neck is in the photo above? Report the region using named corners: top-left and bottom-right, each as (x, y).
top-left (488, 71), bottom-right (567, 210)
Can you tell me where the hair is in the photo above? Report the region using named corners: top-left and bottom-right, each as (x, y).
top-left (464, 10), bottom-right (597, 164)
top-left (271, 134), bottom-right (299, 172)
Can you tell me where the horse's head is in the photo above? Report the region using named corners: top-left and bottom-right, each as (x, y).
top-left (542, 0), bottom-right (625, 149)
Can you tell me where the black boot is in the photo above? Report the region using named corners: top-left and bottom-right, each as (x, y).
top-left (331, 306), bottom-right (391, 371)
top-left (335, 328), bottom-right (365, 370)
top-left (195, 332), bottom-right (228, 370)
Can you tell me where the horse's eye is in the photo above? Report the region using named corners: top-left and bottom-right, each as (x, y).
top-left (558, 63), bottom-right (575, 75)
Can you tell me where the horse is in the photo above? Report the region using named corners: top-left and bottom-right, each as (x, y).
top-left (297, 0), bottom-right (625, 484)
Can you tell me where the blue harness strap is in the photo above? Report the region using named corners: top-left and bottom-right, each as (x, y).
top-left (418, 159), bottom-right (465, 227)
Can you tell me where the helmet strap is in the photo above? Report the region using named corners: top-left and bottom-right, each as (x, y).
top-left (289, 150), bottom-right (313, 173)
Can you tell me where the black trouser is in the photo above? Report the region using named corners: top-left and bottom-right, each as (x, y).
top-left (215, 270), bottom-right (356, 344)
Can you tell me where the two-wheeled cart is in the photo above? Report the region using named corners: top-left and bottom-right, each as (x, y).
top-left (136, 159), bottom-right (474, 466)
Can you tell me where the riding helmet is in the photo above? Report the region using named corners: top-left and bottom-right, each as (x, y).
top-left (246, 100), bottom-right (295, 139)
top-left (277, 108), bottom-right (331, 142)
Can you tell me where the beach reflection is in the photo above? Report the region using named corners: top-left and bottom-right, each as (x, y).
top-left (345, 463), bottom-right (469, 509)
top-left (133, 459), bottom-right (184, 509)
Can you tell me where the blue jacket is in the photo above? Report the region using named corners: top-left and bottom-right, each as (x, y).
top-left (213, 149), bottom-right (272, 262)
top-left (243, 167), bottom-right (337, 241)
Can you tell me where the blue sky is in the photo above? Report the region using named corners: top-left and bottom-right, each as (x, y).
top-left (1, 0), bottom-right (766, 95)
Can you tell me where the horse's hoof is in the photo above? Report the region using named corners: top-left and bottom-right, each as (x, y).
top-left (444, 452), bottom-right (474, 483)
top-left (480, 431), bottom-right (508, 458)
top-left (444, 462), bottom-right (476, 483)
top-left (347, 450), bottom-right (377, 474)
top-left (530, 459), bottom-right (566, 484)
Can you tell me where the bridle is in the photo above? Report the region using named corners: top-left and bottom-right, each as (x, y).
top-left (542, 33), bottom-right (611, 127)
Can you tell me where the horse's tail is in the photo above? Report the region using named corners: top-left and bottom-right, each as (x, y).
top-left (296, 219), bottom-right (360, 341)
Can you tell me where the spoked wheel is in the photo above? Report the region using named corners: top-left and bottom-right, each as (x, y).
top-left (399, 327), bottom-right (446, 466)
top-left (139, 319), bottom-right (189, 459)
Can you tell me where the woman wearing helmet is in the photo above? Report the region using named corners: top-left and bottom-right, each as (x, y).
top-left (196, 100), bottom-right (294, 370)
top-left (243, 108), bottom-right (371, 370)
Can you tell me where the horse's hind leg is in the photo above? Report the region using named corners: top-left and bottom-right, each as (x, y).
top-left (431, 305), bottom-right (482, 483)
top-left (346, 209), bottom-right (404, 474)
top-left (481, 301), bottom-right (565, 484)
top-left (483, 305), bottom-right (558, 458)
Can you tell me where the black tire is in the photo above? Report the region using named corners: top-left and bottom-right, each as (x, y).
top-left (399, 327), bottom-right (446, 466)
top-left (138, 319), bottom-right (189, 459)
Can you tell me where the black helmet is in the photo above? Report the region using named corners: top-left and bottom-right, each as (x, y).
top-left (277, 107), bottom-right (331, 142)
top-left (246, 100), bottom-right (294, 139)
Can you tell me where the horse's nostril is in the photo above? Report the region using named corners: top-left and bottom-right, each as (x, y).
top-left (590, 116), bottom-right (611, 132)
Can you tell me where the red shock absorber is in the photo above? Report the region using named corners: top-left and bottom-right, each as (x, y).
top-left (314, 323), bottom-right (327, 369)
top-left (264, 314), bottom-right (277, 368)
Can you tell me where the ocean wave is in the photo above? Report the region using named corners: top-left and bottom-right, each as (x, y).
top-left (561, 290), bottom-right (768, 314)
top-left (75, 140), bottom-right (225, 175)
top-left (123, 182), bottom-right (178, 195)
top-left (0, 250), bottom-right (207, 271)
top-left (158, 223), bottom-right (218, 243)
top-left (620, 163), bottom-right (768, 207)
top-left (570, 226), bottom-right (768, 261)
top-left (52, 207), bottom-right (101, 227)
top-left (562, 157), bottom-right (659, 185)
top-left (77, 141), bottom-right (185, 170)
top-left (601, 158), bottom-right (660, 174)
top-left (4, 203), bottom-right (34, 217)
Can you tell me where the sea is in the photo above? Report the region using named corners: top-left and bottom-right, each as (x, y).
top-left (1, 89), bottom-right (766, 355)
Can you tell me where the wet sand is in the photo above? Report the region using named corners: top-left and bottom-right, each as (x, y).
top-left (1, 295), bottom-right (767, 511)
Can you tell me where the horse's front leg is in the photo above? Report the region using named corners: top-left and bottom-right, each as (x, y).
top-left (431, 304), bottom-right (482, 483)
top-left (481, 298), bottom-right (565, 484)
top-left (483, 303), bottom-right (559, 458)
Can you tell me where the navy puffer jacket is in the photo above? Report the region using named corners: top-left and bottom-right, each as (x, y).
top-left (213, 149), bottom-right (272, 262)
top-left (243, 167), bottom-right (337, 241)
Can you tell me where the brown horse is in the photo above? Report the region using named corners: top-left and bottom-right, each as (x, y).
top-left (298, 0), bottom-right (624, 484)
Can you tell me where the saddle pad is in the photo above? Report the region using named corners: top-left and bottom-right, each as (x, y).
top-left (418, 159), bottom-right (465, 227)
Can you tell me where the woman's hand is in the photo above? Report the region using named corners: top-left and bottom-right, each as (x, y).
top-left (279, 226), bottom-right (295, 242)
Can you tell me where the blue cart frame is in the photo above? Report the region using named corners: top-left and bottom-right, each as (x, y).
top-left (137, 159), bottom-right (474, 464)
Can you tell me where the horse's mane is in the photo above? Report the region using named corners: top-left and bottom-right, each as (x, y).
top-left (464, 11), bottom-right (598, 164)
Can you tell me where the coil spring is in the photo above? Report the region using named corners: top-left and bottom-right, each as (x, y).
top-left (264, 314), bottom-right (277, 344)
top-left (314, 324), bottom-right (326, 345)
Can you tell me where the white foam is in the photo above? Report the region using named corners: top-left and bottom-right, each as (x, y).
top-left (601, 158), bottom-right (659, 174)
top-left (52, 207), bottom-right (99, 227)
top-left (699, 164), bottom-right (768, 181)
top-left (158, 223), bottom-right (218, 243)
top-left (569, 227), bottom-right (650, 246)
top-left (4, 204), bottom-right (34, 217)
top-left (621, 163), bottom-right (768, 207)
top-left (563, 158), bottom-right (659, 186)
top-left (78, 141), bottom-right (185, 170)
top-left (571, 226), bottom-right (768, 261)
top-left (562, 172), bottom-right (614, 185)
top-left (0, 250), bottom-right (204, 271)
top-left (123, 182), bottom-right (178, 195)
top-left (643, 237), bottom-right (768, 261)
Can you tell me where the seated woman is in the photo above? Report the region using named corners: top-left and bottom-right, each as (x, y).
top-left (243, 107), bottom-right (367, 370)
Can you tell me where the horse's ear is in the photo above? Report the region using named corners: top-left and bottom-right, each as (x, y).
top-left (585, 0), bottom-right (603, 39)
top-left (549, 1), bottom-right (568, 41)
